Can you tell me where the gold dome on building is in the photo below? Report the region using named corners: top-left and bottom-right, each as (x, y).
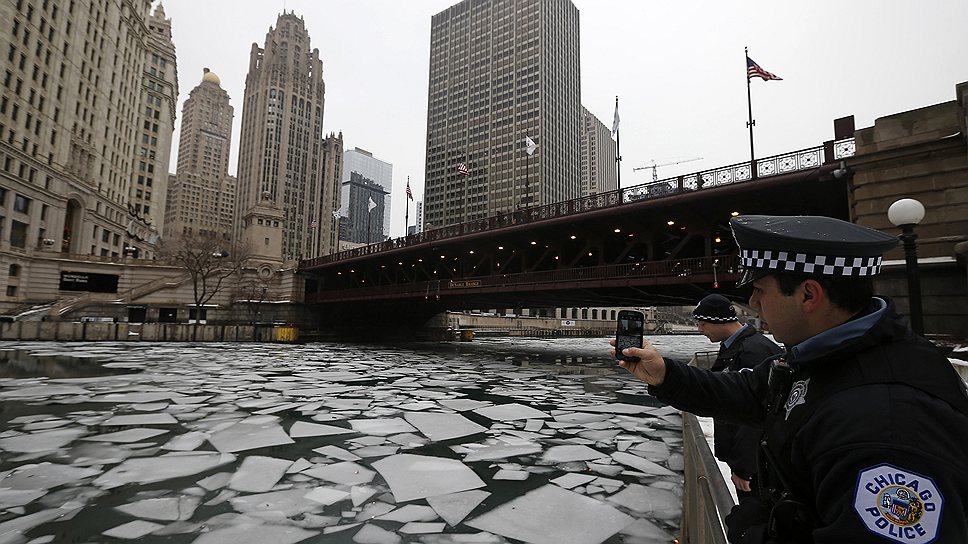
top-left (202, 67), bottom-right (220, 85)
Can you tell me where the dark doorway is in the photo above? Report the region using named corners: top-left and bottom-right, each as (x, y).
top-left (128, 306), bottom-right (147, 323)
top-left (159, 307), bottom-right (177, 323)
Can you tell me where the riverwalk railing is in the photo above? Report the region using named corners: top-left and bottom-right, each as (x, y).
top-left (301, 138), bottom-right (853, 271)
top-left (681, 412), bottom-right (734, 544)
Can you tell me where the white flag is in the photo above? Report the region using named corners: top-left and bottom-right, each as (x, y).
top-left (525, 135), bottom-right (537, 156)
top-left (612, 101), bottom-right (620, 135)
top-left (332, 207), bottom-right (342, 220)
top-left (368, 197), bottom-right (377, 211)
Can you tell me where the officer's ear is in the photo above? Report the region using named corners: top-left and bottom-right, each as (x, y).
top-left (799, 279), bottom-right (825, 312)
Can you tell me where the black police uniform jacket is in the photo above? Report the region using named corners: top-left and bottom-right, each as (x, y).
top-left (711, 326), bottom-right (782, 482)
top-left (650, 298), bottom-right (968, 543)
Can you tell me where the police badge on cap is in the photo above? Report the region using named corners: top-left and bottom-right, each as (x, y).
top-left (730, 215), bottom-right (898, 287)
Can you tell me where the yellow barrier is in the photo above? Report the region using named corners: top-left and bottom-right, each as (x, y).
top-left (273, 325), bottom-right (299, 343)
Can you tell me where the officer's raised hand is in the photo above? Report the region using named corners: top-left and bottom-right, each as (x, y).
top-left (608, 339), bottom-right (667, 385)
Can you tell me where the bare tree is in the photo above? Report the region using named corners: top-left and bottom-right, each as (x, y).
top-left (158, 234), bottom-right (251, 340)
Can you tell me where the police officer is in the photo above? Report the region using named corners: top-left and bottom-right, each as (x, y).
top-left (611, 215), bottom-right (968, 543)
top-left (693, 294), bottom-right (781, 503)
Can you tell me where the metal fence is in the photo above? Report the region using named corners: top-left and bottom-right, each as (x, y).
top-left (680, 412), bottom-right (734, 544)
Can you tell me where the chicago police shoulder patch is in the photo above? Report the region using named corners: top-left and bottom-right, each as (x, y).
top-left (854, 463), bottom-right (943, 543)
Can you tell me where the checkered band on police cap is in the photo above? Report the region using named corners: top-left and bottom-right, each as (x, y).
top-left (739, 249), bottom-right (883, 277)
top-left (730, 215), bottom-right (898, 287)
top-left (693, 294), bottom-right (738, 323)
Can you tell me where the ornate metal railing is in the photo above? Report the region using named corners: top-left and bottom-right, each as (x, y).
top-left (301, 138), bottom-right (854, 270)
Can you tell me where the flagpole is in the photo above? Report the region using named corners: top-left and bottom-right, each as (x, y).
top-left (614, 96), bottom-right (622, 189)
top-left (745, 47), bottom-right (756, 174)
top-left (405, 176), bottom-right (410, 236)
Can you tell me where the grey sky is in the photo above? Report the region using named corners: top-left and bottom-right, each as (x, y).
top-left (161, 0), bottom-right (968, 237)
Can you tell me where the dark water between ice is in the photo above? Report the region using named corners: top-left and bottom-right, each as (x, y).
top-left (0, 336), bottom-right (713, 544)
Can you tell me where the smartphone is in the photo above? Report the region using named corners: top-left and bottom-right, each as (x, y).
top-left (615, 310), bottom-right (645, 363)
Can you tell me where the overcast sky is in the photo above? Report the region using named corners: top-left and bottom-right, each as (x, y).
top-left (160, 0), bottom-right (968, 237)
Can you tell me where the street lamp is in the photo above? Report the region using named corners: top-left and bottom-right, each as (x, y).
top-left (887, 198), bottom-right (925, 335)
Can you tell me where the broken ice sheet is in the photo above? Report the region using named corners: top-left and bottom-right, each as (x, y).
top-left (549, 473), bottom-right (597, 490)
top-left (437, 399), bottom-right (492, 412)
top-left (162, 431), bottom-right (210, 452)
top-left (461, 441), bottom-right (541, 462)
top-left (103, 519), bottom-right (164, 539)
top-left (400, 522), bottom-right (446, 534)
top-left (493, 469), bottom-right (529, 481)
top-left (304, 461), bottom-right (376, 486)
top-left (375, 504), bottom-right (439, 522)
top-left (228, 455), bottom-right (292, 492)
top-left (611, 451), bottom-right (676, 476)
top-left (467, 484), bottom-right (633, 544)
top-left (0, 428), bottom-right (87, 453)
top-left (304, 486), bottom-right (350, 506)
top-left (350, 418), bottom-right (417, 436)
top-left (426, 489), bottom-right (490, 526)
top-left (190, 523), bottom-right (319, 544)
top-left (542, 444), bottom-right (604, 463)
top-left (352, 524), bottom-right (401, 544)
top-left (93, 452), bottom-right (235, 489)
top-left (606, 483), bottom-right (681, 520)
top-left (313, 445), bottom-right (362, 462)
top-left (0, 488), bottom-right (45, 509)
top-left (404, 412), bottom-right (487, 442)
top-left (80, 428), bottom-right (168, 443)
top-left (289, 421), bottom-right (356, 438)
top-left (208, 416), bottom-right (294, 453)
top-left (0, 463), bottom-right (101, 490)
top-left (115, 496), bottom-right (200, 521)
top-left (372, 454), bottom-right (485, 502)
top-left (228, 489), bottom-right (324, 517)
top-left (102, 413), bottom-right (178, 426)
top-left (473, 403), bottom-right (549, 422)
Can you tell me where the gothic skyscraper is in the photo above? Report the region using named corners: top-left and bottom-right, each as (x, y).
top-left (235, 12), bottom-right (340, 261)
top-left (423, 0), bottom-right (581, 229)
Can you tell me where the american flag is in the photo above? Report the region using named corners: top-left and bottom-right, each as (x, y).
top-left (457, 162), bottom-right (470, 176)
top-left (747, 56), bottom-right (782, 81)
top-left (406, 180), bottom-right (414, 201)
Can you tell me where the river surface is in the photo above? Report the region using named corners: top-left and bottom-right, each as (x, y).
top-left (0, 335), bottom-right (714, 544)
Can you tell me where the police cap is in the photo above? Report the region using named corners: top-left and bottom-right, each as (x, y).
top-left (693, 294), bottom-right (738, 323)
top-left (730, 215), bottom-right (898, 287)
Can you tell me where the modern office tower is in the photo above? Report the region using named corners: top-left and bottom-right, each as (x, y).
top-left (165, 69), bottom-right (235, 240)
top-left (423, 0), bottom-right (581, 229)
top-left (342, 147), bottom-right (392, 241)
top-left (235, 12), bottom-right (339, 262)
top-left (340, 172), bottom-right (389, 244)
top-left (0, 0), bottom-right (177, 279)
top-left (580, 106), bottom-right (618, 196)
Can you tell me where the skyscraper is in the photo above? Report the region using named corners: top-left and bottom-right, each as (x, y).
top-left (423, 0), bottom-right (581, 229)
top-left (341, 147), bottom-right (392, 242)
top-left (580, 106), bottom-right (618, 196)
top-left (235, 12), bottom-right (339, 261)
top-left (0, 0), bottom-right (176, 280)
top-left (165, 68), bottom-right (235, 240)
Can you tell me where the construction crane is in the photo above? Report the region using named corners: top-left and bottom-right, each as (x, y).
top-left (633, 157), bottom-right (703, 182)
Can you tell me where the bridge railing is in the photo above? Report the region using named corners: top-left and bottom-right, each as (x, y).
top-left (306, 254), bottom-right (739, 303)
top-left (301, 138), bottom-right (853, 271)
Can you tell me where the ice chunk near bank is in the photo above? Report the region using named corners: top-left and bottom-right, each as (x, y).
top-left (467, 484), bottom-right (633, 544)
top-left (610, 451), bottom-right (676, 476)
top-left (372, 454), bottom-right (486, 503)
top-left (542, 444), bottom-right (604, 463)
top-left (404, 412), bottom-right (487, 442)
top-left (606, 483), bottom-right (681, 520)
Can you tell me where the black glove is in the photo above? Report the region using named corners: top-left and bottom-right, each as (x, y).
top-left (725, 497), bottom-right (770, 544)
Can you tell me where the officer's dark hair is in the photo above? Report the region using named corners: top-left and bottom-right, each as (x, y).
top-left (771, 272), bottom-right (874, 314)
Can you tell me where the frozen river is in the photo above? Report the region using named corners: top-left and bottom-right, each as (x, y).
top-left (0, 335), bottom-right (713, 544)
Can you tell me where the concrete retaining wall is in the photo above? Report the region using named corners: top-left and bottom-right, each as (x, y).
top-left (0, 322), bottom-right (292, 343)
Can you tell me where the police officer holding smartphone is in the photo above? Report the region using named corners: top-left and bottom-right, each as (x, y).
top-left (611, 215), bottom-right (968, 543)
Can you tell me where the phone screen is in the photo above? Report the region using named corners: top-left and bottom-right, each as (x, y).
top-left (616, 312), bottom-right (644, 362)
